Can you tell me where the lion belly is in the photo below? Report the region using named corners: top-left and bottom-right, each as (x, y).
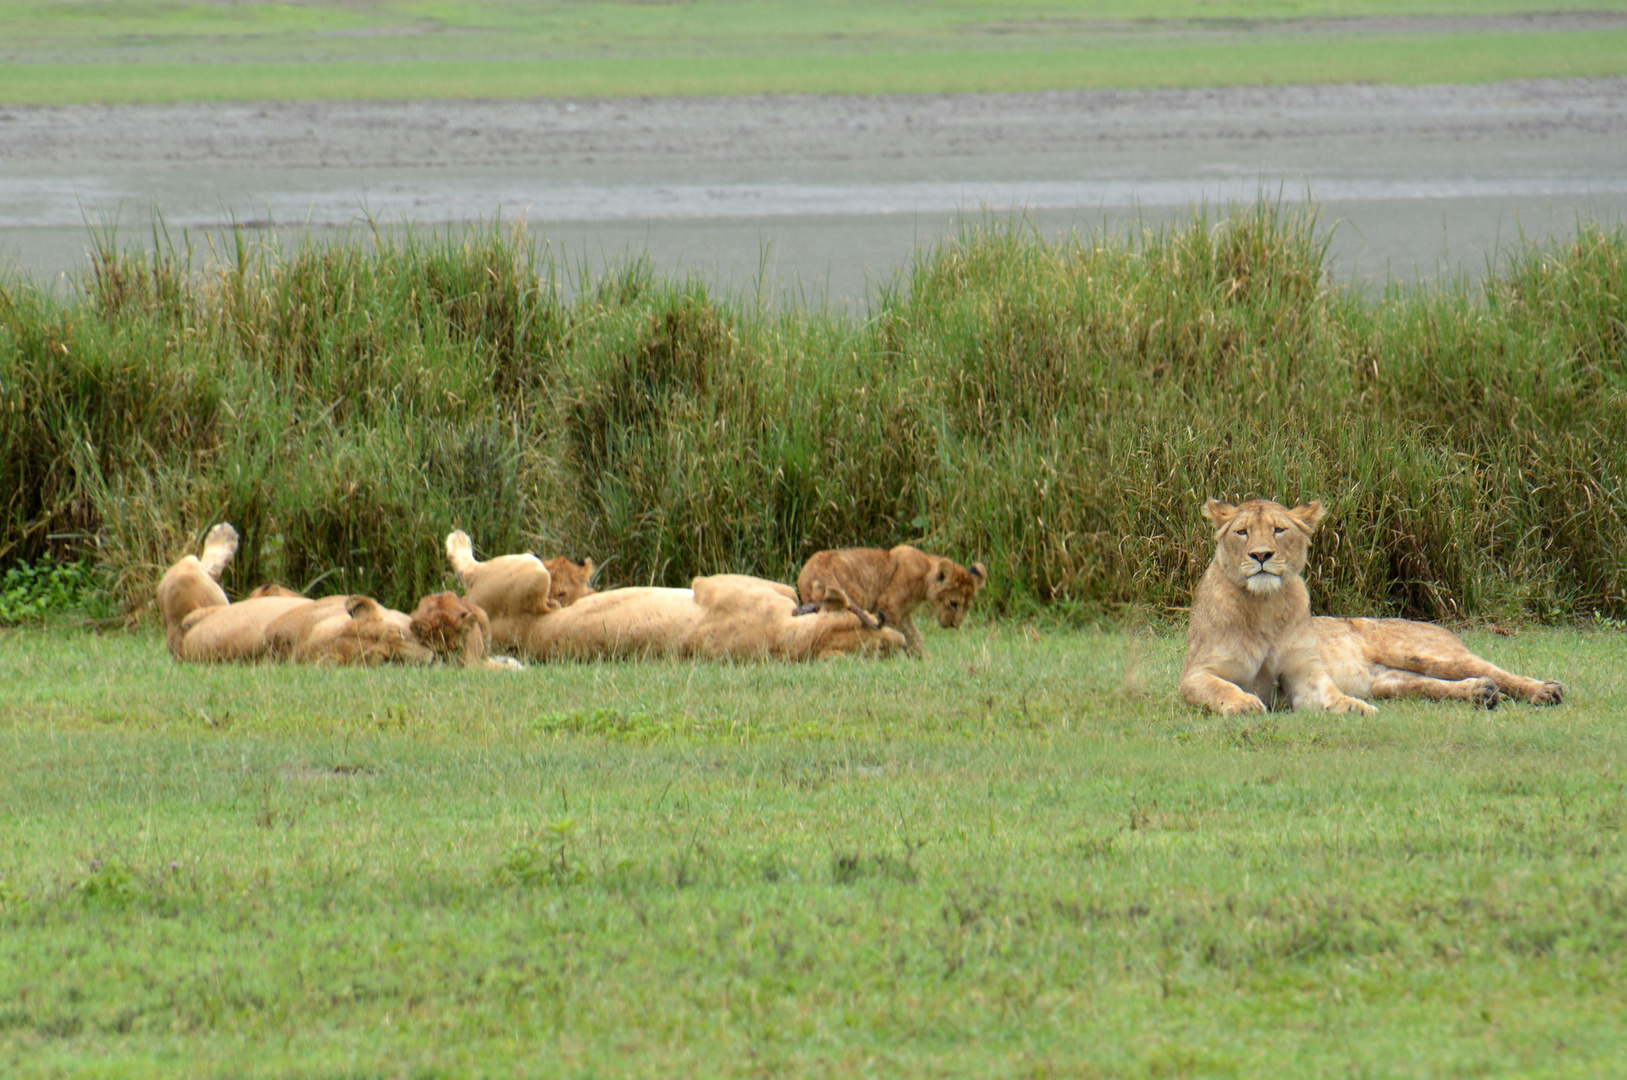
top-left (177, 596), bottom-right (313, 662)
top-left (511, 587), bottom-right (704, 660)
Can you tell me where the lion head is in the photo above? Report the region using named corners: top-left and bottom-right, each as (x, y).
top-left (1201, 498), bottom-right (1325, 596)
top-left (543, 557), bottom-right (597, 608)
top-left (248, 583), bottom-right (305, 599)
top-left (926, 558), bottom-right (988, 629)
top-left (409, 591), bottom-right (495, 666)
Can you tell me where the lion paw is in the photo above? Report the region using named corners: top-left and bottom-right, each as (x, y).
top-left (1469, 677), bottom-right (1501, 710)
top-left (1220, 694), bottom-right (1267, 716)
top-left (198, 523), bottom-right (240, 579)
top-left (1529, 680), bottom-right (1564, 706)
top-left (1329, 694), bottom-right (1378, 717)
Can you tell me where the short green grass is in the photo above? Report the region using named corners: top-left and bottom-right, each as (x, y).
top-left (2, 621), bottom-right (1623, 1076)
top-left (4, 0), bottom-right (1627, 103)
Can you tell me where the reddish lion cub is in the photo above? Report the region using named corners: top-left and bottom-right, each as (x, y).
top-left (795, 545), bottom-right (987, 658)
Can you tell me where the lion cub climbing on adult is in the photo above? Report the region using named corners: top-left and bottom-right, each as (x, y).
top-left (794, 545), bottom-right (987, 658)
top-left (1180, 498), bottom-right (1563, 715)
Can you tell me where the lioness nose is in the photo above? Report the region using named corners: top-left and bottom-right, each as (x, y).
top-left (1248, 549), bottom-right (1275, 565)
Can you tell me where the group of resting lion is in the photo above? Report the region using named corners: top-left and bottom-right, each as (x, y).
top-left (156, 498), bottom-right (1562, 713)
top-left (157, 524), bottom-right (986, 667)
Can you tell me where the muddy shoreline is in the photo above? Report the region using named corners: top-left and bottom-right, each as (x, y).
top-left (4, 79), bottom-right (1625, 298)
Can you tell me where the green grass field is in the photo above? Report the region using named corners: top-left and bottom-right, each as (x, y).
top-left (2, 620), bottom-right (1624, 1076)
top-left (4, 4), bottom-right (1626, 1073)
top-left (4, 0), bottom-right (1627, 103)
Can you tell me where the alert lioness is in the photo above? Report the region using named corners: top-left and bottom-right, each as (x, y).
top-left (1180, 498), bottom-right (1563, 715)
top-left (157, 525), bottom-right (510, 667)
top-left (447, 530), bottom-right (907, 662)
top-left (794, 545), bottom-right (987, 657)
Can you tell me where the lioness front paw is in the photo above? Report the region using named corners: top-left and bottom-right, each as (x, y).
top-left (1469, 677), bottom-right (1500, 710)
top-left (1220, 693), bottom-right (1267, 716)
top-left (1529, 680), bottom-right (1564, 706)
top-left (1328, 694), bottom-right (1378, 717)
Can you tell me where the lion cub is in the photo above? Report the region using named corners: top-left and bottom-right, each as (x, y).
top-left (794, 545), bottom-right (986, 658)
top-left (1181, 498), bottom-right (1563, 715)
top-left (542, 556), bottom-right (597, 609)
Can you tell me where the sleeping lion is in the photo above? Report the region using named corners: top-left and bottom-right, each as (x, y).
top-left (446, 530), bottom-right (907, 661)
top-left (157, 524), bottom-right (513, 667)
top-left (1180, 498), bottom-right (1563, 715)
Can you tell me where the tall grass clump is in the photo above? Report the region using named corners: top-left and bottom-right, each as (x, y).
top-left (0, 206), bottom-right (1623, 622)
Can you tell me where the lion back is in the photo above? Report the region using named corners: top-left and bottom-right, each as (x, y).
top-left (796, 548), bottom-right (894, 609)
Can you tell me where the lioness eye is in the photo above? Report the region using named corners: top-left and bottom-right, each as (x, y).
top-left (1235, 529), bottom-right (1248, 537)
top-left (1274, 527), bottom-right (1286, 535)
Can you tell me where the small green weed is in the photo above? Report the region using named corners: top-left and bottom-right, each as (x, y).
top-left (0, 558), bottom-right (111, 623)
top-left (531, 707), bottom-right (697, 741)
top-left (493, 816), bottom-right (585, 888)
top-left (74, 859), bottom-right (140, 909)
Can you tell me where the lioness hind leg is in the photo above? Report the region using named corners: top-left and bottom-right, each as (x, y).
top-left (1359, 620), bottom-right (1562, 705)
top-left (198, 524), bottom-right (239, 579)
top-left (445, 530), bottom-right (478, 575)
top-left (1368, 668), bottom-right (1500, 709)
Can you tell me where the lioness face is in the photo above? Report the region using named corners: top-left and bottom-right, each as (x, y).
top-left (1203, 498), bottom-right (1325, 595)
top-left (926, 560), bottom-right (988, 629)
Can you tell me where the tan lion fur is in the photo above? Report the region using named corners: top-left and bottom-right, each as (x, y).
top-left (795, 545), bottom-right (987, 657)
top-left (156, 523), bottom-right (238, 655)
top-left (1180, 498), bottom-right (1377, 716)
top-left (445, 531), bottom-right (557, 622)
top-left (1313, 615), bottom-right (1562, 707)
top-left (543, 557), bottom-right (598, 608)
top-left (407, 591), bottom-right (523, 670)
top-left (1181, 498), bottom-right (1563, 714)
top-left (448, 532), bottom-right (906, 662)
top-left (158, 527), bottom-right (500, 667)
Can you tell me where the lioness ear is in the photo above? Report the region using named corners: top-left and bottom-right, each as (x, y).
top-left (822, 585), bottom-right (852, 611)
top-left (346, 596), bottom-right (382, 621)
top-left (969, 562), bottom-right (987, 588)
top-left (1288, 500), bottom-right (1326, 535)
top-left (1202, 498), bottom-right (1239, 528)
top-left (581, 558), bottom-right (594, 575)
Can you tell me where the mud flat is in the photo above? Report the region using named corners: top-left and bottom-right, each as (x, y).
top-left (3, 78), bottom-right (1624, 300)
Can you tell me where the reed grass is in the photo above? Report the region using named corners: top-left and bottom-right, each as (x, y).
top-left (2, 204), bottom-right (1624, 622)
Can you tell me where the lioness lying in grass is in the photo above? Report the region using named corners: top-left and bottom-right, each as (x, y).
top-left (446, 530), bottom-right (907, 661)
top-left (157, 525), bottom-right (514, 667)
top-left (1181, 498), bottom-right (1563, 715)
